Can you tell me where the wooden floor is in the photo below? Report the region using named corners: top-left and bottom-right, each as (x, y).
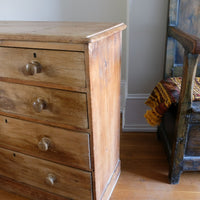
top-left (1, 132), bottom-right (200, 200)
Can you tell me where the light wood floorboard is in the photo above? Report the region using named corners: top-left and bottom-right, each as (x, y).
top-left (111, 132), bottom-right (200, 200)
top-left (1, 132), bottom-right (200, 200)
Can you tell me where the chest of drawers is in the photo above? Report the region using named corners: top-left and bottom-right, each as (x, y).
top-left (0, 21), bottom-right (126, 200)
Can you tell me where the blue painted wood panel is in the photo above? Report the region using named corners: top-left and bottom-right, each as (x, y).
top-left (165, 0), bottom-right (200, 78)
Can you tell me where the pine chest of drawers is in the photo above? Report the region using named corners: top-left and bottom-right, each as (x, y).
top-left (0, 22), bottom-right (126, 200)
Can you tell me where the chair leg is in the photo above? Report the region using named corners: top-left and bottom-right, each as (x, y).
top-left (168, 137), bottom-right (184, 184)
top-left (168, 165), bottom-right (182, 184)
top-left (156, 126), bottom-right (161, 141)
top-left (168, 128), bottom-right (184, 184)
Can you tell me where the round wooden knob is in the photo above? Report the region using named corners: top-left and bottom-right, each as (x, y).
top-left (38, 137), bottom-right (51, 151)
top-left (45, 173), bottom-right (56, 186)
top-left (25, 61), bottom-right (42, 75)
top-left (33, 98), bottom-right (46, 113)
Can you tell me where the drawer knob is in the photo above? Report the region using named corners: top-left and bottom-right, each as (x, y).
top-left (46, 173), bottom-right (56, 186)
top-left (33, 98), bottom-right (46, 113)
top-left (25, 61), bottom-right (42, 75)
top-left (38, 137), bottom-right (51, 151)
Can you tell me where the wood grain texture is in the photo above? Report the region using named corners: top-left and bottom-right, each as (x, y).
top-left (0, 21), bottom-right (126, 44)
top-left (183, 157), bottom-right (200, 171)
top-left (178, 0), bottom-right (200, 37)
top-left (111, 132), bottom-right (200, 200)
top-left (0, 41), bottom-right (85, 51)
top-left (0, 176), bottom-right (71, 200)
top-left (88, 32), bottom-right (121, 199)
top-left (165, 0), bottom-right (200, 77)
top-left (0, 116), bottom-right (90, 171)
top-left (169, 53), bottom-right (199, 184)
top-left (176, 0), bottom-right (200, 66)
top-left (0, 147), bottom-right (92, 200)
top-left (101, 161), bottom-right (121, 200)
top-left (0, 21), bottom-right (126, 200)
top-left (3, 132), bottom-right (200, 200)
top-left (0, 47), bottom-right (86, 88)
top-left (0, 82), bottom-right (88, 129)
top-left (168, 0), bottom-right (178, 25)
top-left (165, 37), bottom-right (175, 78)
top-left (161, 0), bottom-right (200, 184)
top-left (186, 124), bottom-right (200, 156)
top-left (168, 27), bottom-right (200, 54)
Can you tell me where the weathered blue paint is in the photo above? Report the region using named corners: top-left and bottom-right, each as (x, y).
top-left (165, 0), bottom-right (200, 78)
top-left (169, 0), bottom-right (180, 26)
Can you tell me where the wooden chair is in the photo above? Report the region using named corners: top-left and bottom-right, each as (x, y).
top-left (157, 0), bottom-right (200, 184)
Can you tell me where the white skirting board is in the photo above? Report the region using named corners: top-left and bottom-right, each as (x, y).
top-left (122, 94), bottom-right (157, 132)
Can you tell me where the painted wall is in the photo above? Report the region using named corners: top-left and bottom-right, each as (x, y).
top-left (128, 0), bottom-right (168, 93)
top-left (123, 0), bottom-right (169, 131)
top-left (0, 0), bottom-right (128, 80)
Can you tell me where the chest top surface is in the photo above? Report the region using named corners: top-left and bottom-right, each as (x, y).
top-left (0, 21), bottom-right (126, 43)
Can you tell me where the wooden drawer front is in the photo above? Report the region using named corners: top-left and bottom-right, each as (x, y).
top-left (0, 82), bottom-right (88, 129)
top-left (0, 47), bottom-right (86, 88)
top-left (0, 116), bottom-right (90, 170)
top-left (0, 147), bottom-right (92, 200)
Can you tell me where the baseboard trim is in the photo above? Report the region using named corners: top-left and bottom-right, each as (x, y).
top-left (101, 160), bottom-right (121, 200)
top-left (122, 93), bottom-right (157, 132)
top-left (122, 123), bottom-right (157, 132)
top-left (126, 93), bottom-right (150, 99)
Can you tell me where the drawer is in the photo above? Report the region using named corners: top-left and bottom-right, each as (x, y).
top-left (0, 147), bottom-right (92, 200)
top-left (0, 47), bottom-right (86, 88)
top-left (0, 116), bottom-right (91, 170)
top-left (0, 82), bottom-right (88, 129)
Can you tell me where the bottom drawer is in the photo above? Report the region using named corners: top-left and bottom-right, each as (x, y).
top-left (0, 147), bottom-right (92, 200)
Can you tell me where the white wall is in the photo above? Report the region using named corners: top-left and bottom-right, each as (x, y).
top-left (0, 0), bottom-right (126, 22)
top-left (123, 0), bottom-right (169, 131)
top-left (128, 0), bottom-right (168, 94)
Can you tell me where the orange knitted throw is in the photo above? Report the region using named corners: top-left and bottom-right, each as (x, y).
top-left (145, 77), bottom-right (200, 126)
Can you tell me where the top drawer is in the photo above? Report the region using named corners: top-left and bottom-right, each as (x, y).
top-left (0, 47), bottom-right (86, 89)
